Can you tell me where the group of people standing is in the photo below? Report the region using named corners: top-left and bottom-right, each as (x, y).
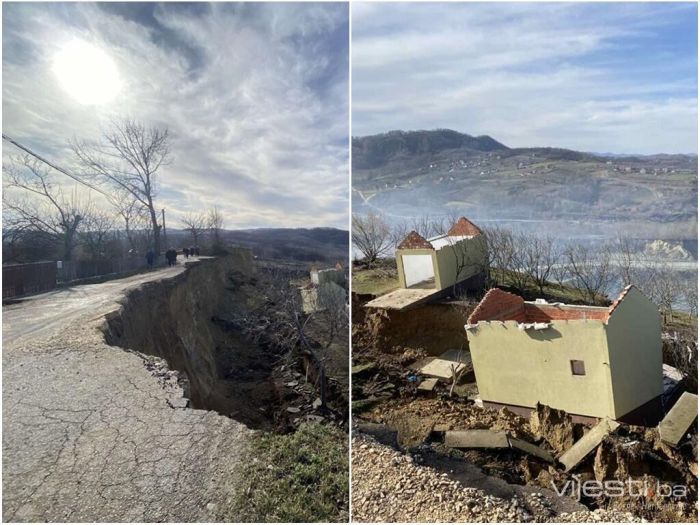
top-left (145, 246), bottom-right (201, 269)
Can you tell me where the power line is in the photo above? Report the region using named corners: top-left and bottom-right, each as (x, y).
top-left (2, 133), bottom-right (117, 204)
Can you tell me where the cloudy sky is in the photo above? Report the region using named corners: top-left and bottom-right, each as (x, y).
top-left (3, 2), bottom-right (349, 229)
top-left (352, 2), bottom-right (698, 154)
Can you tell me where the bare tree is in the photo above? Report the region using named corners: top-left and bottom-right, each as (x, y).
top-left (649, 264), bottom-right (682, 324)
top-left (315, 283), bottom-right (348, 349)
top-left (352, 213), bottom-right (392, 267)
top-left (3, 156), bottom-right (91, 261)
top-left (207, 206), bottom-right (225, 252)
top-left (614, 235), bottom-right (639, 286)
top-left (562, 242), bottom-right (614, 304)
top-left (72, 119), bottom-right (170, 256)
top-left (519, 233), bottom-right (559, 295)
top-left (482, 226), bottom-right (516, 287)
top-left (114, 190), bottom-right (151, 253)
top-left (181, 212), bottom-right (208, 247)
top-left (80, 210), bottom-right (116, 261)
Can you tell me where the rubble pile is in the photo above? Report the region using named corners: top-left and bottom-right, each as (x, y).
top-left (352, 434), bottom-right (533, 522)
top-left (352, 434), bottom-right (646, 523)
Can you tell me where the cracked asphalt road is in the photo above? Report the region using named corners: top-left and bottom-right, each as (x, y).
top-left (2, 262), bottom-right (252, 522)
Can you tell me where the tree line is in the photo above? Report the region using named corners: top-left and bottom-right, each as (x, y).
top-left (3, 119), bottom-right (226, 263)
top-left (352, 212), bottom-right (697, 320)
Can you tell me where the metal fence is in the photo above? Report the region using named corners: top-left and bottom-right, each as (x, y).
top-left (2, 261), bottom-right (57, 299)
top-left (56, 257), bottom-right (152, 283)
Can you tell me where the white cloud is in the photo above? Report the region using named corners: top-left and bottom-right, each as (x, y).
top-left (3, 2), bottom-right (349, 228)
top-left (352, 2), bottom-right (697, 154)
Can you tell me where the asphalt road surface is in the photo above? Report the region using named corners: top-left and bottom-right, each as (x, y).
top-left (2, 259), bottom-right (251, 522)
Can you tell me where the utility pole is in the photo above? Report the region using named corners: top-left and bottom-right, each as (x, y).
top-left (162, 209), bottom-right (167, 249)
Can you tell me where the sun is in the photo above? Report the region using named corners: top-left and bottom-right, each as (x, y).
top-left (52, 40), bottom-right (122, 105)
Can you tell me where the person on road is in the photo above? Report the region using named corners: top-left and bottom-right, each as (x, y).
top-left (165, 248), bottom-right (177, 267)
top-left (183, 247), bottom-right (190, 258)
top-left (146, 250), bottom-right (155, 269)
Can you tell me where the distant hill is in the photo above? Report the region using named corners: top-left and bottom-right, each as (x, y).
top-left (353, 129), bottom-right (697, 241)
top-left (170, 227), bottom-right (348, 264)
top-left (352, 129), bottom-right (508, 170)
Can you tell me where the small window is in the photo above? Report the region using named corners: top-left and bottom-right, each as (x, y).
top-left (570, 360), bottom-right (586, 376)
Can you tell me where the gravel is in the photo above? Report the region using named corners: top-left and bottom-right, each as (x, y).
top-left (351, 434), bottom-right (645, 523)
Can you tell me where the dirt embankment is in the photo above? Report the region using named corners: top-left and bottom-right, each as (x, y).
top-left (353, 292), bottom-right (472, 356)
top-left (103, 251), bottom-right (337, 431)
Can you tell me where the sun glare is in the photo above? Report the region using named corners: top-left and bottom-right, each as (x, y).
top-left (52, 40), bottom-right (122, 105)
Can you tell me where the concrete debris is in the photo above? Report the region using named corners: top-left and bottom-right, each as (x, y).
top-left (419, 349), bottom-right (471, 379)
top-left (352, 434), bottom-right (533, 522)
top-left (508, 436), bottom-right (555, 463)
top-left (352, 433), bottom-right (646, 522)
top-left (286, 406), bottom-right (301, 414)
top-left (444, 429), bottom-right (510, 449)
top-left (658, 391), bottom-right (698, 446)
top-left (558, 418), bottom-right (620, 472)
top-left (365, 287), bottom-right (437, 310)
top-left (443, 429), bottom-right (555, 463)
top-left (417, 377), bottom-right (439, 392)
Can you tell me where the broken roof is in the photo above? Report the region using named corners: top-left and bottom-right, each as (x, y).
top-left (448, 217), bottom-right (483, 237)
top-left (398, 216), bottom-right (482, 251)
top-left (466, 287), bottom-right (645, 325)
top-left (397, 231), bottom-right (433, 250)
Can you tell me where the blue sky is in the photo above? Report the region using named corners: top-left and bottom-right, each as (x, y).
top-left (352, 2), bottom-right (698, 154)
top-left (3, 2), bottom-right (349, 229)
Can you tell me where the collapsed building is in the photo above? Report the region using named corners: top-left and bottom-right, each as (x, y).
top-left (300, 262), bottom-right (347, 314)
top-left (367, 217), bottom-right (488, 310)
top-left (465, 285), bottom-right (667, 425)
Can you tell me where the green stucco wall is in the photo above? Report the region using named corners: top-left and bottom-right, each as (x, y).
top-left (396, 236), bottom-right (487, 290)
top-left (434, 235), bottom-right (488, 290)
top-left (467, 320), bottom-right (616, 418)
top-left (604, 287), bottom-right (663, 418)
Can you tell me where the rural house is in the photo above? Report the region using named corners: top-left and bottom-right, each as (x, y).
top-left (465, 285), bottom-right (664, 424)
top-left (300, 263), bottom-right (347, 314)
top-left (395, 217), bottom-right (487, 292)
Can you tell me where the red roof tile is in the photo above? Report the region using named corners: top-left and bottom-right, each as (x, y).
top-left (448, 217), bottom-right (483, 236)
top-left (397, 231), bottom-right (433, 250)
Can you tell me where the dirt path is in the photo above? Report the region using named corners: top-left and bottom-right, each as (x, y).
top-left (2, 259), bottom-right (252, 522)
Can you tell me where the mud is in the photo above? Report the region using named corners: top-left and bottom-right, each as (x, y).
top-left (353, 292), bottom-right (472, 356)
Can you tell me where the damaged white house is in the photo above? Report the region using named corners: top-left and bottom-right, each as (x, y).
top-left (465, 286), bottom-right (666, 425)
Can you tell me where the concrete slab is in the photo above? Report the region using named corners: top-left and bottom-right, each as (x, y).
top-left (508, 437), bottom-right (555, 463)
top-left (558, 418), bottom-right (620, 472)
top-left (364, 287), bottom-right (438, 310)
top-left (420, 359), bottom-right (466, 379)
top-left (418, 377), bottom-right (439, 392)
top-left (419, 349), bottom-right (471, 380)
top-left (658, 392), bottom-right (698, 446)
top-left (444, 430), bottom-right (510, 449)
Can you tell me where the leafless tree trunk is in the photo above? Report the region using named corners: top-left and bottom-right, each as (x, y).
top-left (482, 226), bottom-right (516, 287)
top-left (519, 233), bottom-right (559, 295)
top-left (315, 283), bottom-right (348, 348)
top-left (562, 242), bottom-right (614, 305)
top-left (81, 210), bottom-right (116, 261)
top-left (72, 119), bottom-right (170, 257)
top-left (181, 212), bottom-right (208, 247)
top-left (3, 155), bottom-right (91, 261)
top-left (207, 206), bottom-right (225, 252)
top-left (352, 213), bottom-right (392, 268)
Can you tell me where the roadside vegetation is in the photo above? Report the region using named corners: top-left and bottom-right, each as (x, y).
top-left (231, 422), bottom-right (349, 522)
